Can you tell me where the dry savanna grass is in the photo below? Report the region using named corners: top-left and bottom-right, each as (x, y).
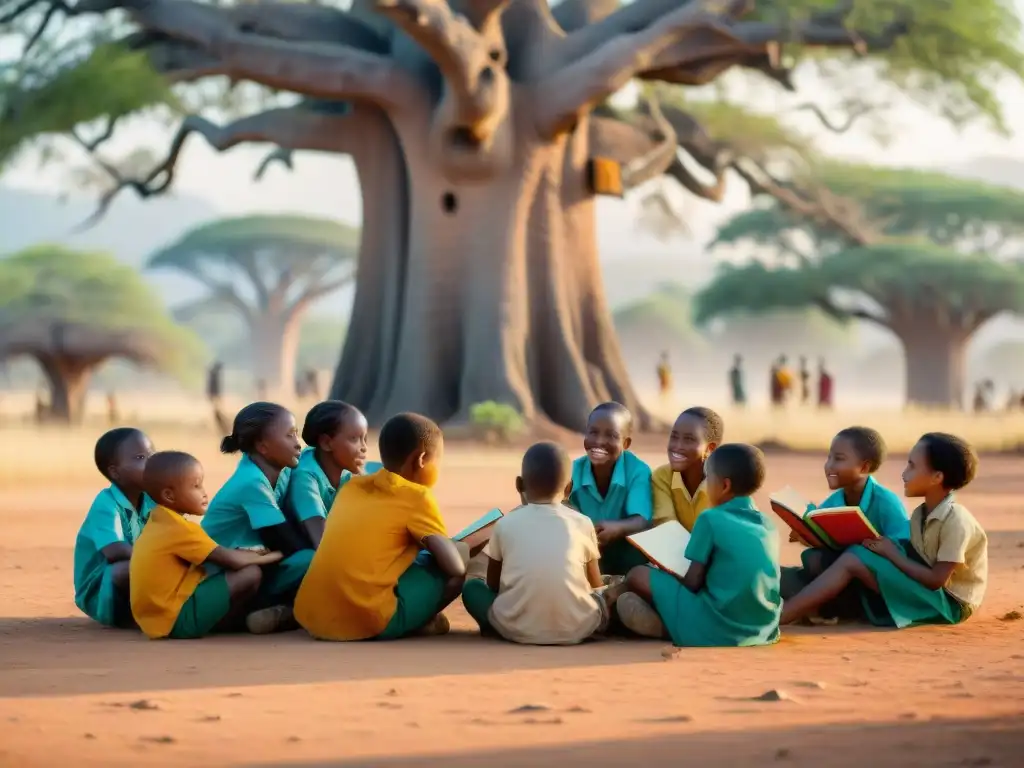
top-left (2, 387), bottom-right (1024, 488)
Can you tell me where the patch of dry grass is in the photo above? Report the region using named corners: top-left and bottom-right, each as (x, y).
top-left (2, 388), bottom-right (1023, 489)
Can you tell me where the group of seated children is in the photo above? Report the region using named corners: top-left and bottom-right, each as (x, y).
top-left (74, 398), bottom-right (989, 647)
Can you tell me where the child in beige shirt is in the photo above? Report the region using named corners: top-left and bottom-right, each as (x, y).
top-left (460, 442), bottom-right (609, 645)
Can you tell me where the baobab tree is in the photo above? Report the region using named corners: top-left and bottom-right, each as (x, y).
top-left (2, 0), bottom-right (1022, 430)
top-left (0, 245), bottom-right (203, 422)
top-left (150, 215), bottom-right (359, 396)
top-left (696, 165), bottom-right (1024, 408)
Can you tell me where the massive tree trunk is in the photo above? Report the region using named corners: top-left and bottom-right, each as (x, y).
top-left (250, 310), bottom-right (304, 398)
top-left (332, 99), bottom-right (648, 432)
top-left (892, 322), bottom-right (970, 409)
top-left (35, 354), bottom-right (95, 424)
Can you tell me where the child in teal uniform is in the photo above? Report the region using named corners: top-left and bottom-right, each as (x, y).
top-left (568, 402), bottom-right (653, 576)
top-left (609, 444), bottom-right (782, 646)
top-left (284, 400), bottom-right (382, 548)
top-left (202, 402), bottom-right (307, 629)
top-left (781, 427), bottom-right (909, 616)
top-left (74, 428), bottom-right (156, 627)
top-left (782, 433), bottom-right (988, 628)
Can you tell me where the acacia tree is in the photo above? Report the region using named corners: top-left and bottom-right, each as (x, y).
top-left (0, 245), bottom-right (204, 422)
top-left (696, 165), bottom-right (1024, 407)
top-left (2, 0), bottom-right (1023, 430)
top-left (150, 215), bottom-right (358, 396)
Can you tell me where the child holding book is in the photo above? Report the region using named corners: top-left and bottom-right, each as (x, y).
top-left (781, 427), bottom-right (909, 606)
top-left (651, 407), bottom-right (723, 531)
top-left (294, 413), bottom-right (468, 641)
top-left (130, 451), bottom-right (287, 639)
top-left (461, 442), bottom-right (610, 645)
top-left (74, 428), bottom-right (156, 628)
top-left (608, 444), bottom-right (782, 646)
top-left (568, 402), bottom-right (653, 576)
top-left (284, 400), bottom-right (381, 548)
top-left (781, 433), bottom-right (987, 627)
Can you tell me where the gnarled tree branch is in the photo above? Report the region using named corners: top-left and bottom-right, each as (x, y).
top-left (115, 0), bottom-right (420, 109)
top-left (533, 1), bottom-right (742, 138)
top-left (78, 107), bottom-right (343, 228)
top-left (794, 99), bottom-right (879, 134)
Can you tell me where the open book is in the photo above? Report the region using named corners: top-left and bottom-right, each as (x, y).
top-left (416, 508), bottom-right (504, 565)
top-left (627, 521), bottom-right (691, 580)
top-left (770, 486), bottom-right (880, 550)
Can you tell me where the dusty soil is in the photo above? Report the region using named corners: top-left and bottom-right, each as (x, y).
top-left (1, 450), bottom-right (1023, 767)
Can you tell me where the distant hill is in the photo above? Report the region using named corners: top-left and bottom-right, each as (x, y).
top-left (951, 156), bottom-right (1024, 190)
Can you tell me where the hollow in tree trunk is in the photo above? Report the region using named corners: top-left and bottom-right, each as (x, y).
top-left (36, 355), bottom-right (95, 424)
top-left (895, 324), bottom-right (970, 409)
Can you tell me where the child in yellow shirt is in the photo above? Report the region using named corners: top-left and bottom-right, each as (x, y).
top-left (294, 413), bottom-right (468, 641)
top-left (130, 451), bottom-right (288, 639)
top-left (651, 407), bottom-right (723, 531)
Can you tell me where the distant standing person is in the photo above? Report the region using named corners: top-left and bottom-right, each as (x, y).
top-left (769, 359), bottom-right (782, 407)
top-left (799, 356), bottom-right (811, 404)
top-left (657, 352), bottom-right (672, 397)
top-left (817, 359), bottom-right (834, 409)
top-left (729, 354), bottom-right (746, 407)
top-left (207, 361), bottom-right (228, 433)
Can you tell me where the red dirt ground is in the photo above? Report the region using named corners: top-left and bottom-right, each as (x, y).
top-left (1, 450), bottom-right (1023, 766)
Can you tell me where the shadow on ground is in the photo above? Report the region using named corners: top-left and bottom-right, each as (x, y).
top-left (278, 716), bottom-right (1024, 768)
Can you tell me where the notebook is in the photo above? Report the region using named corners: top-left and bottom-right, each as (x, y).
top-left (770, 487), bottom-right (880, 550)
top-left (626, 521), bottom-right (692, 580)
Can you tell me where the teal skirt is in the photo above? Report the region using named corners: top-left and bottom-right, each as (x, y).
top-left (849, 544), bottom-right (965, 628)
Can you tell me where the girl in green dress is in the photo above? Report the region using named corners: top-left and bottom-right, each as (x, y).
top-left (608, 444), bottom-right (782, 647)
top-left (781, 433), bottom-right (987, 628)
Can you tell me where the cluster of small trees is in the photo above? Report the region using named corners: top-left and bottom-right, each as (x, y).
top-left (0, 215), bottom-right (358, 422)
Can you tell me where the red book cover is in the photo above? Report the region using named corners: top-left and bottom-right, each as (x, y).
top-left (769, 499), bottom-right (827, 549)
top-left (807, 507), bottom-right (879, 548)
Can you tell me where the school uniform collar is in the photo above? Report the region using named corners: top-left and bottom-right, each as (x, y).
top-left (299, 447), bottom-right (335, 493)
top-left (580, 452), bottom-right (628, 492)
top-left (717, 495), bottom-right (756, 514)
top-left (670, 471), bottom-right (706, 503)
top-left (920, 493), bottom-right (956, 524)
top-left (108, 484), bottom-right (154, 518)
top-left (859, 475), bottom-right (877, 509)
top-left (241, 452), bottom-right (287, 491)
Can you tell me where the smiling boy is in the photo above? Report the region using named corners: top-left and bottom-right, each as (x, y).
top-left (567, 403), bottom-right (653, 576)
top-left (652, 407), bottom-right (724, 532)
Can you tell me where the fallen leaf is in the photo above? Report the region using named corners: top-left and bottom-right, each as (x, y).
top-left (197, 715), bottom-right (221, 723)
top-left (793, 681), bottom-right (826, 690)
top-left (386, 688), bottom-right (399, 696)
top-left (83, 733), bottom-right (96, 740)
top-left (775, 748), bottom-right (791, 760)
top-left (999, 610), bottom-right (1022, 622)
top-left (565, 705), bottom-right (592, 713)
top-left (523, 717), bottom-right (563, 725)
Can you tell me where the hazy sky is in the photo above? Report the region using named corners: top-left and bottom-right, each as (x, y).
top-left (4, 2), bottom-right (1024, 262)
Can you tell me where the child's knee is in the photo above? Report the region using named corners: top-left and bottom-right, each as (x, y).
top-left (625, 565), bottom-right (651, 593)
top-left (232, 565), bottom-right (263, 597)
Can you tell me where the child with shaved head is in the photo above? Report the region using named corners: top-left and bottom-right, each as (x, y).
top-left (461, 442), bottom-right (610, 645)
top-left (130, 451), bottom-right (286, 639)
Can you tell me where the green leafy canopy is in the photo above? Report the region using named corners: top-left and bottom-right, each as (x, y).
top-left (0, 245), bottom-right (207, 380)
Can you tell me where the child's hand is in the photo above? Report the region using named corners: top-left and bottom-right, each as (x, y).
top-left (257, 551), bottom-right (285, 566)
top-left (863, 537), bottom-right (899, 560)
top-left (788, 530), bottom-right (805, 545)
top-left (594, 521), bottom-right (620, 547)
